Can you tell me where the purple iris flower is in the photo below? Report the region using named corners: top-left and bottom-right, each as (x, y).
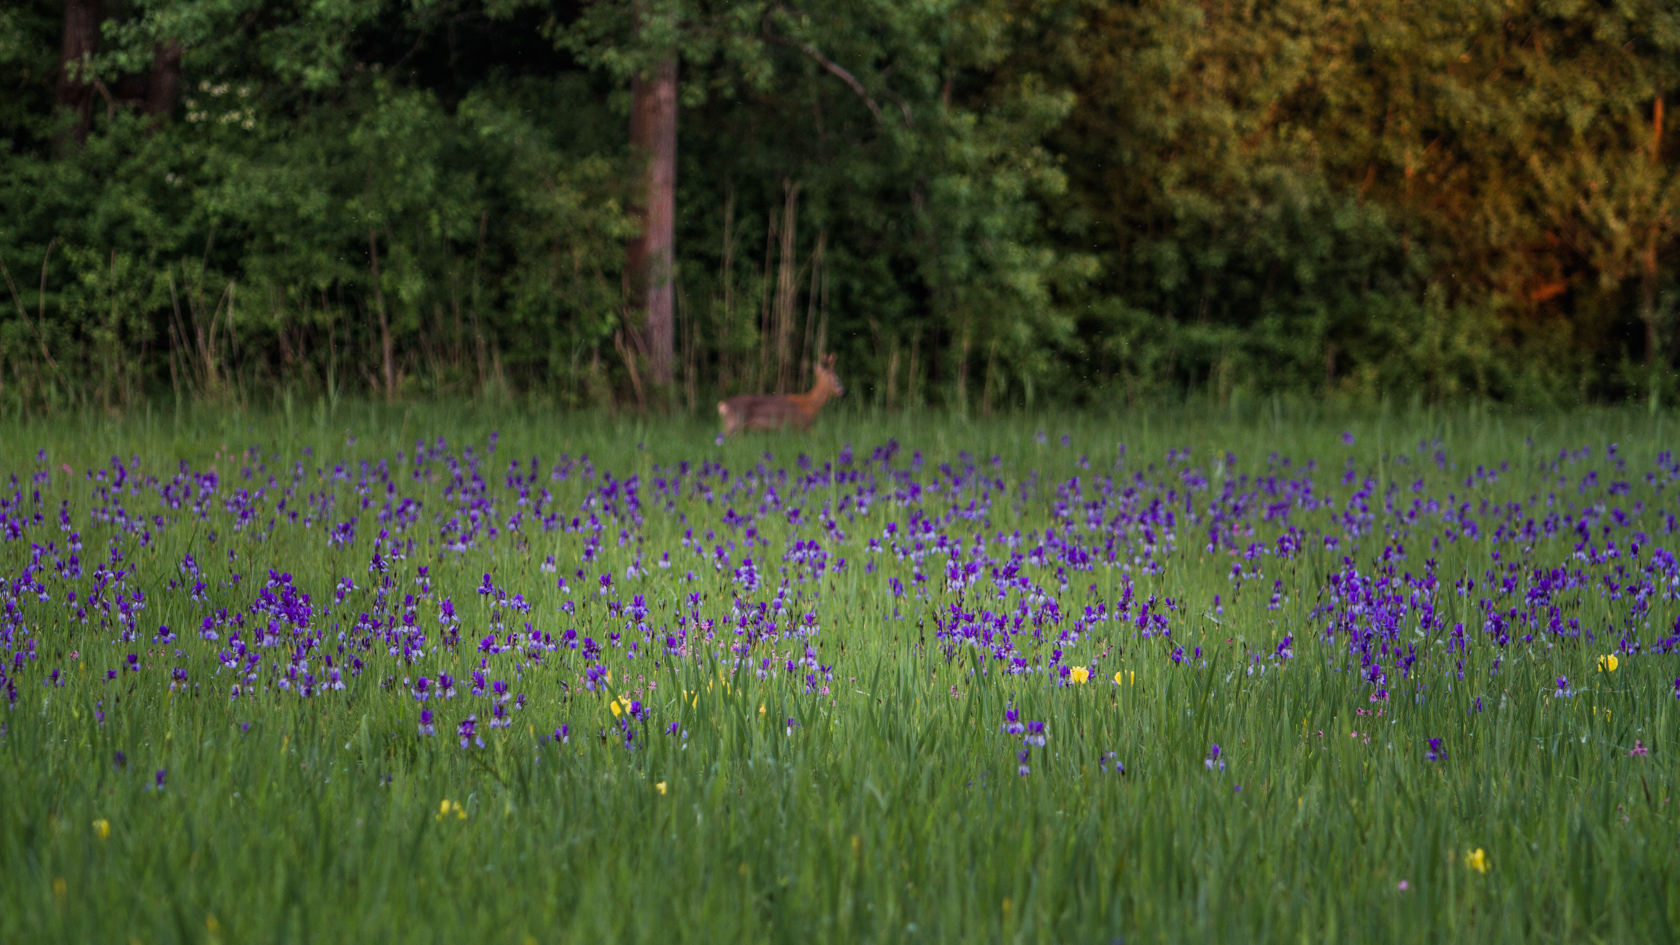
top-left (584, 665), bottom-right (608, 691)
top-left (1000, 708), bottom-right (1025, 736)
top-left (458, 714), bottom-right (483, 749)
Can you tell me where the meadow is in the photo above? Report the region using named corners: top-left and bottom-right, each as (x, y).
top-left (2, 401), bottom-right (1678, 944)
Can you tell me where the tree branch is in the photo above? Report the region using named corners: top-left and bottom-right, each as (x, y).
top-left (763, 29), bottom-right (887, 126)
top-left (881, 87), bottom-right (913, 127)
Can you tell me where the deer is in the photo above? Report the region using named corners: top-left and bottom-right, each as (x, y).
top-left (718, 353), bottom-right (844, 436)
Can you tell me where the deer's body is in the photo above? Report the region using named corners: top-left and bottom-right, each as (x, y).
top-left (719, 355), bottom-right (844, 436)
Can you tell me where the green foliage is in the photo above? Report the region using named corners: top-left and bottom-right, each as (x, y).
top-left (3, 0), bottom-right (1680, 410)
top-left (1035, 0), bottom-right (1680, 404)
top-left (1, 1), bottom-right (636, 407)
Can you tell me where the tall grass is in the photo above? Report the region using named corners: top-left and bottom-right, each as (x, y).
top-left (1, 401), bottom-right (1676, 943)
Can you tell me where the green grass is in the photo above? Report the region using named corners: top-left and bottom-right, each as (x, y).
top-left (1, 400), bottom-right (1677, 944)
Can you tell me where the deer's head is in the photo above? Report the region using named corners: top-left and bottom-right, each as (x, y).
top-left (815, 353), bottom-right (844, 398)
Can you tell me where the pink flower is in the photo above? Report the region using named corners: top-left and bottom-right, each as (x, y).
top-left (1630, 740), bottom-right (1649, 757)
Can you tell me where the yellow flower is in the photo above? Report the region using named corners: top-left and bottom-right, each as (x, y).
top-left (1113, 671), bottom-right (1124, 686)
top-left (610, 699), bottom-right (623, 718)
top-left (437, 800), bottom-right (466, 821)
top-left (1464, 848), bottom-right (1489, 874)
top-left (1598, 654), bottom-right (1619, 673)
top-left (758, 703), bottom-right (766, 715)
top-left (92, 818), bottom-right (110, 840)
top-left (1070, 666), bottom-right (1090, 684)
top-left (656, 781), bottom-right (668, 795)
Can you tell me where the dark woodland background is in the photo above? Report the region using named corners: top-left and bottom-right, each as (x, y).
top-left (3, 0), bottom-right (1679, 413)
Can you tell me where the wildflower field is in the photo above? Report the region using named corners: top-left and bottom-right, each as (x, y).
top-left (3, 404), bottom-right (1679, 943)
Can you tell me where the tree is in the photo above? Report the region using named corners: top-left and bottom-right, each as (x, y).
top-left (56, 0), bottom-right (99, 145)
top-left (626, 56), bottom-right (677, 389)
top-left (144, 40), bottom-right (182, 120)
top-left (1529, 97), bottom-right (1678, 387)
top-left (557, 0), bottom-right (1080, 406)
top-left (554, 0), bottom-right (747, 398)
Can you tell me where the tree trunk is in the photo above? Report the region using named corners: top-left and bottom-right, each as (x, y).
top-left (145, 41), bottom-right (183, 120)
top-left (626, 58), bottom-right (677, 389)
top-left (56, 0), bottom-right (101, 146)
top-left (1643, 231), bottom-right (1660, 367)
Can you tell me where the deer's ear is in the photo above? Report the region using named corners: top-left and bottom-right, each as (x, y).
top-left (823, 353), bottom-right (836, 368)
